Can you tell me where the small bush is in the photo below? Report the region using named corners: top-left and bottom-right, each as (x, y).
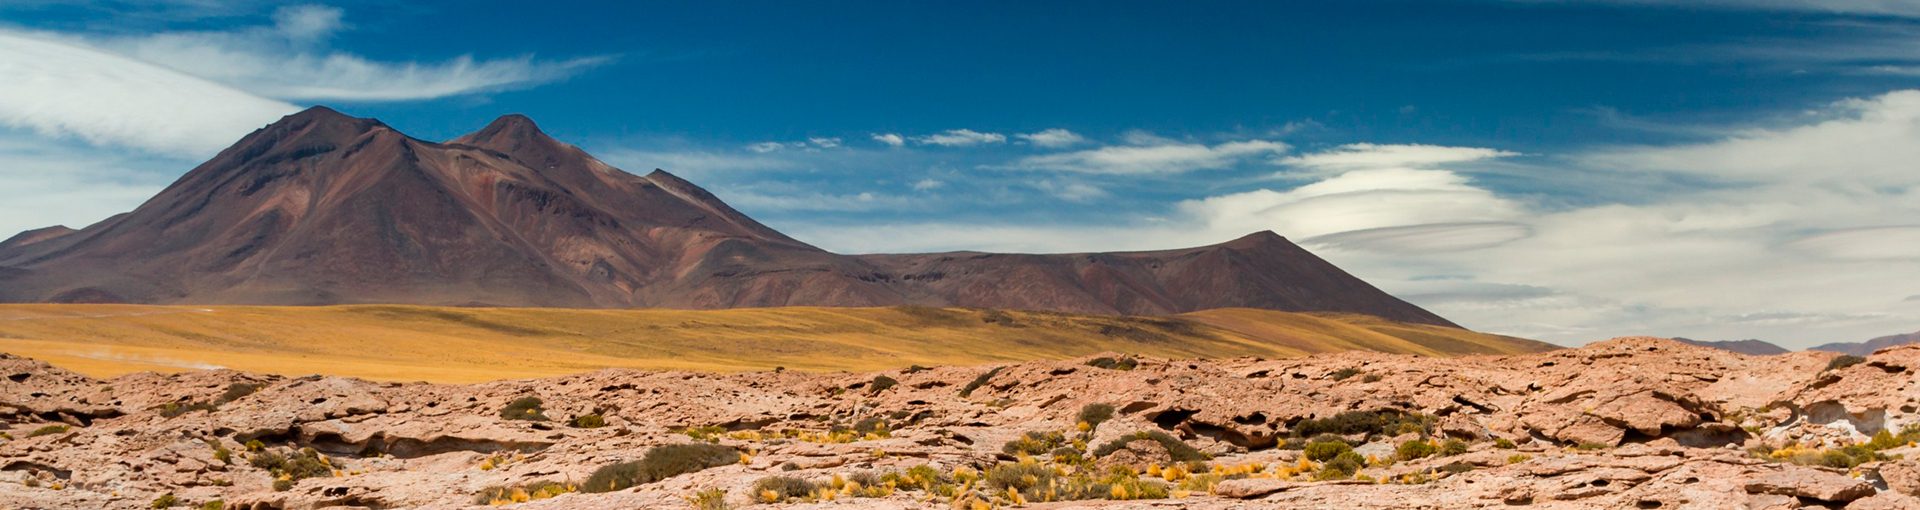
top-left (1077, 403), bottom-right (1116, 430)
top-left (852, 416), bottom-right (891, 437)
top-left (1315, 452), bottom-right (1365, 480)
top-left (271, 479), bottom-right (294, 492)
top-left (1304, 441), bottom-right (1352, 462)
top-left (218, 383), bottom-right (261, 403)
top-left (582, 443), bottom-right (739, 493)
top-left (1575, 442), bottom-right (1611, 451)
top-left (474, 480), bottom-right (576, 505)
top-left (1507, 454), bottom-right (1531, 464)
top-left (686, 487), bottom-right (730, 510)
top-left (151, 493), bottom-right (178, 508)
top-left (985, 462), bottom-right (1056, 501)
top-left (1093, 431), bottom-right (1209, 462)
top-left (1291, 410), bottom-right (1434, 439)
top-left (752, 476), bottom-right (815, 503)
top-left (1361, 373), bottom-right (1383, 383)
top-left (1086, 356), bottom-right (1139, 370)
top-left (1826, 355), bottom-right (1866, 372)
top-left (157, 401), bottom-right (218, 418)
top-left (1330, 368), bottom-right (1362, 381)
top-left (868, 375), bottom-right (898, 394)
top-left (499, 396), bottom-right (549, 421)
top-left (244, 439), bottom-right (265, 452)
top-left (1493, 438), bottom-right (1517, 449)
top-left (570, 413), bottom-right (606, 428)
top-left (959, 366), bottom-right (1005, 397)
top-left (250, 447), bottom-right (333, 484)
top-left (1440, 439), bottom-right (1469, 456)
top-left (199, 501), bottom-right (223, 510)
top-left (26, 424), bottom-right (69, 438)
top-left (1396, 440), bottom-right (1437, 461)
top-left (1003, 430), bottom-right (1067, 456)
top-left (1440, 461), bottom-right (1476, 474)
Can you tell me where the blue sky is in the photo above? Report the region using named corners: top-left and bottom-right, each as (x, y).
top-left (3, 0), bottom-right (1920, 346)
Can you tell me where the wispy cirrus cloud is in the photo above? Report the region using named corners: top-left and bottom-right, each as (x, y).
top-left (1016, 128), bottom-right (1085, 148)
top-left (1011, 139), bottom-right (1288, 175)
top-left (913, 129), bottom-right (1006, 147)
top-left (72, 4), bottom-right (611, 102)
top-left (0, 30), bottom-right (297, 156)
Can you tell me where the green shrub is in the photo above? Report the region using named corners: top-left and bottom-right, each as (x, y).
top-left (985, 462), bottom-right (1058, 501)
top-left (244, 440), bottom-right (265, 452)
top-left (751, 476), bottom-right (815, 502)
top-left (1086, 357), bottom-right (1139, 370)
top-left (1440, 439), bottom-right (1470, 456)
top-left (1093, 431), bottom-right (1209, 461)
top-left (157, 401), bottom-right (218, 418)
top-left (1330, 368), bottom-right (1362, 381)
top-left (271, 479), bottom-right (294, 492)
top-left (1440, 461), bottom-right (1476, 474)
top-left (1304, 441), bottom-right (1352, 462)
top-left (1826, 355), bottom-right (1867, 372)
top-left (26, 424), bottom-right (69, 438)
top-left (853, 416), bottom-right (890, 436)
top-left (473, 480), bottom-right (576, 504)
top-left (499, 396), bottom-right (550, 421)
top-left (686, 487), bottom-right (729, 510)
top-left (1003, 430), bottom-right (1067, 456)
top-left (1077, 403), bottom-right (1116, 429)
top-left (868, 375), bottom-right (898, 394)
top-left (1396, 440), bottom-right (1437, 461)
top-left (959, 366), bottom-right (1005, 397)
top-left (1315, 453), bottom-right (1365, 480)
top-left (1290, 410), bottom-right (1434, 439)
top-left (198, 501), bottom-right (223, 510)
top-left (570, 413), bottom-right (606, 428)
top-left (1575, 442), bottom-right (1611, 451)
top-left (582, 443), bottom-right (738, 493)
top-left (218, 383), bottom-right (261, 403)
top-left (150, 493), bottom-right (178, 508)
top-left (1493, 438), bottom-right (1517, 449)
top-left (249, 447), bottom-right (332, 484)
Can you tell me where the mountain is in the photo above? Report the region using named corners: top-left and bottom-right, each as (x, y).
top-left (1810, 330), bottom-right (1920, 356)
top-left (0, 107), bottom-right (1455, 326)
top-left (1671, 338), bottom-right (1791, 356)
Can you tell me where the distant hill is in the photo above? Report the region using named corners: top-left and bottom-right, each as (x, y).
top-left (0, 304), bottom-right (1557, 382)
top-left (1671, 338), bottom-right (1791, 356)
top-left (0, 106), bottom-right (1455, 327)
top-left (1810, 330), bottom-right (1920, 356)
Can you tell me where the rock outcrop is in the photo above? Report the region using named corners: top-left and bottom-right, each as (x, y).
top-left (0, 338), bottom-right (1914, 509)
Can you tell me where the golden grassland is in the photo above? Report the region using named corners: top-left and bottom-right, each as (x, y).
top-left (0, 304), bottom-right (1557, 383)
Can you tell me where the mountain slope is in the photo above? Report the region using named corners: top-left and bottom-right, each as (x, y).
top-left (0, 107), bottom-right (1454, 326)
top-left (1811, 330), bottom-right (1920, 356)
top-left (0, 304), bottom-right (1552, 381)
top-left (1671, 338), bottom-right (1791, 356)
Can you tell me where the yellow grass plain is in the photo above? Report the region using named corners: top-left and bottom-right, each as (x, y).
top-left (0, 304), bottom-right (1557, 383)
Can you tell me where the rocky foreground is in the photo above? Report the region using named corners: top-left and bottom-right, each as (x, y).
top-left (1, 337), bottom-right (1917, 509)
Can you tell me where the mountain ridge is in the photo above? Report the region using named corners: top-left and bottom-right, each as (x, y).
top-left (0, 106), bottom-right (1457, 327)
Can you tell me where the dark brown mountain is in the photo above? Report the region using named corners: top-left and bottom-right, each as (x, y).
top-left (1670, 338), bottom-right (1790, 356)
top-left (0, 107), bottom-right (1457, 327)
top-left (1810, 330), bottom-right (1920, 356)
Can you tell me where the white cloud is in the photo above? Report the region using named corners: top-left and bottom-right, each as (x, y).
top-left (1016, 128), bottom-right (1085, 148)
top-left (60, 4), bottom-right (608, 102)
top-left (746, 142), bottom-right (787, 153)
top-left (870, 133), bottom-right (906, 147)
top-left (1013, 139), bottom-right (1288, 175)
top-left (913, 129), bottom-right (1006, 147)
top-left (0, 30), bottom-right (298, 157)
top-left (808, 137), bottom-right (842, 149)
top-left (1031, 180), bottom-right (1109, 202)
top-left (1280, 143), bottom-right (1518, 174)
top-left (911, 179), bottom-right (945, 191)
